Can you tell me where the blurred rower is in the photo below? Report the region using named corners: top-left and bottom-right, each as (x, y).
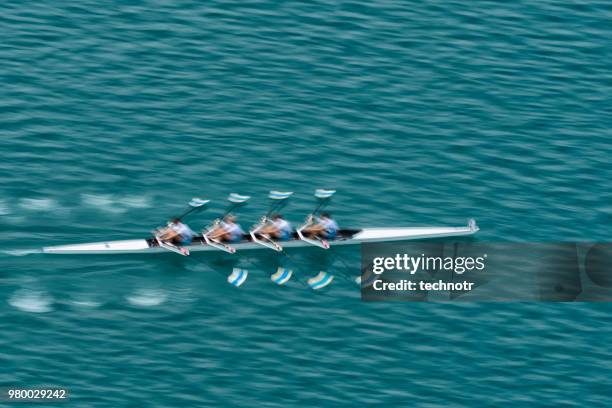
top-left (208, 214), bottom-right (245, 243)
top-left (259, 214), bottom-right (293, 241)
top-left (159, 218), bottom-right (195, 246)
top-left (303, 212), bottom-right (339, 240)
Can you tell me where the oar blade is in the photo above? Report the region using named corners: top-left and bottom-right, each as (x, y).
top-left (269, 191), bottom-right (294, 200)
top-left (308, 271), bottom-right (334, 290)
top-left (271, 267), bottom-right (293, 285)
top-left (189, 198), bottom-right (210, 207)
top-left (228, 193), bottom-right (251, 204)
top-left (228, 268), bottom-right (248, 287)
top-left (315, 189), bottom-right (336, 199)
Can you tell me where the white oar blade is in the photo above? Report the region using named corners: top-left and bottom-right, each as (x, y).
top-left (315, 189), bottom-right (336, 199)
top-left (271, 267), bottom-right (293, 285)
top-left (228, 268), bottom-right (248, 287)
top-left (228, 193), bottom-right (251, 203)
top-left (269, 191), bottom-right (294, 200)
top-left (189, 198), bottom-right (210, 207)
top-left (308, 271), bottom-right (334, 290)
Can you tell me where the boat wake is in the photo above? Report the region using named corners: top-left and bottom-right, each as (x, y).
top-left (1, 248), bottom-right (42, 256)
top-left (81, 193), bottom-right (153, 213)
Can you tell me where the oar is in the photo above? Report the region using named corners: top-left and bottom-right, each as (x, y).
top-left (204, 193), bottom-right (251, 229)
top-left (327, 251), bottom-right (361, 285)
top-left (176, 198), bottom-right (210, 221)
top-left (265, 191), bottom-right (294, 218)
top-left (309, 189), bottom-right (336, 218)
top-left (228, 267), bottom-right (249, 287)
top-left (156, 197), bottom-right (210, 233)
top-left (266, 238), bottom-right (335, 290)
top-left (221, 193), bottom-right (251, 218)
top-left (270, 250), bottom-right (317, 289)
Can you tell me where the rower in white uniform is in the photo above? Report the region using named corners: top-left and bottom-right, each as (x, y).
top-left (208, 214), bottom-right (245, 243)
top-left (159, 218), bottom-right (195, 246)
top-left (258, 214), bottom-right (293, 241)
top-left (302, 212), bottom-right (339, 240)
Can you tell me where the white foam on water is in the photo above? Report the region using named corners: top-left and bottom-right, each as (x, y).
top-left (122, 196), bottom-right (151, 209)
top-left (8, 289), bottom-right (53, 313)
top-left (18, 198), bottom-right (57, 211)
top-left (0, 199), bottom-right (9, 216)
top-left (126, 289), bottom-right (168, 307)
top-left (81, 193), bottom-right (126, 214)
top-left (0, 248), bottom-right (42, 256)
top-left (1, 248), bottom-right (42, 256)
top-left (70, 299), bottom-right (102, 308)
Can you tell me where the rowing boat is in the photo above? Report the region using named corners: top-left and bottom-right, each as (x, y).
top-left (42, 190), bottom-right (479, 256)
top-left (42, 222), bottom-right (479, 255)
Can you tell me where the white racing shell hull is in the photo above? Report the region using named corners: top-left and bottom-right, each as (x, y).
top-left (43, 223), bottom-right (479, 255)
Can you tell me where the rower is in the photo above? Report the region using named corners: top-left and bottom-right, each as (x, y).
top-left (207, 214), bottom-right (245, 243)
top-left (201, 193), bottom-right (250, 253)
top-left (153, 197), bottom-right (209, 256)
top-left (249, 191), bottom-right (294, 251)
top-left (258, 214), bottom-right (293, 241)
top-left (296, 189), bottom-right (336, 249)
top-left (159, 218), bottom-right (195, 245)
top-left (302, 212), bottom-right (338, 240)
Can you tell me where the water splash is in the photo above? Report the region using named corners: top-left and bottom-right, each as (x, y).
top-left (70, 299), bottom-right (103, 308)
top-left (122, 196), bottom-right (151, 209)
top-left (126, 289), bottom-right (168, 307)
top-left (8, 289), bottom-right (53, 313)
top-left (81, 193), bottom-right (126, 214)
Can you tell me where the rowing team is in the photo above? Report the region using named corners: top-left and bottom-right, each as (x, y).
top-left (157, 212), bottom-right (339, 247)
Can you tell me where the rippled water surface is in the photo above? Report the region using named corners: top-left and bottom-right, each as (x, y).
top-left (1, 1), bottom-right (611, 406)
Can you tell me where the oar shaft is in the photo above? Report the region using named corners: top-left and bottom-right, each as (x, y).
top-left (221, 203), bottom-right (239, 218)
top-left (310, 199), bottom-right (329, 217)
top-left (210, 202), bottom-right (242, 226)
top-left (178, 206), bottom-right (199, 220)
top-left (265, 201), bottom-right (285, 218)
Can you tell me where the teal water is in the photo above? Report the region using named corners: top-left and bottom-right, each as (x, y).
top-left (1, 1), bottom-right (612, 406)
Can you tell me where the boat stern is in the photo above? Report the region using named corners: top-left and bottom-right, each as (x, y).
top-left (43, 239), bottom-right (151, 254)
